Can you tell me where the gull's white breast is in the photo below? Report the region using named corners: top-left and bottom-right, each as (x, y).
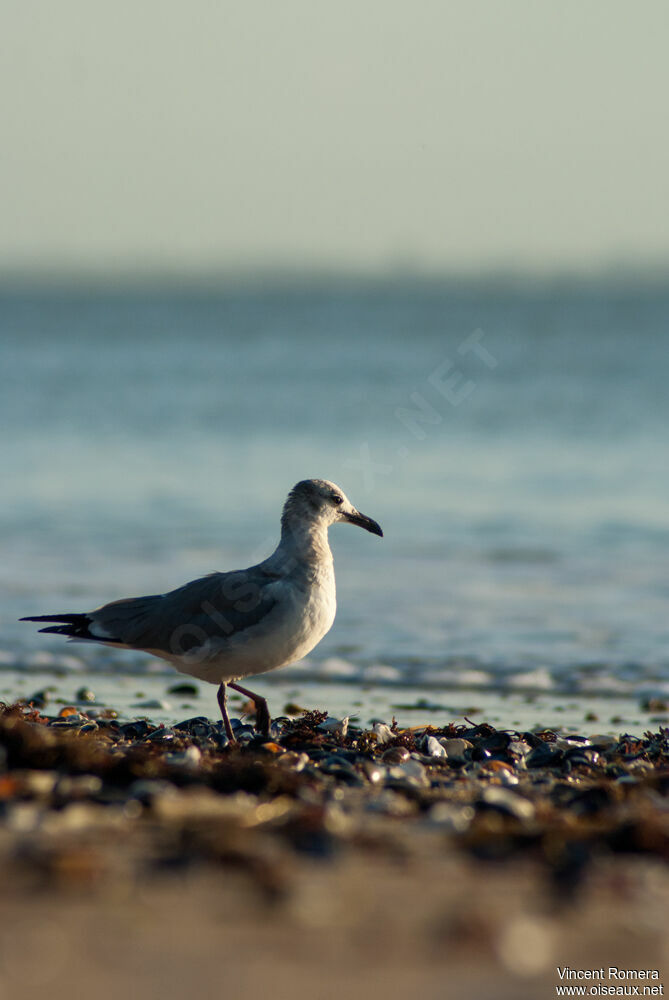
top-left (170, 562), bottom-right (337, 685)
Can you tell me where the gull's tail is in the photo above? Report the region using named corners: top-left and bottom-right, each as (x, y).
top-left (20, 613), bottom-right (99, 640)
top-left (21, 595), bottom-right (163, 649)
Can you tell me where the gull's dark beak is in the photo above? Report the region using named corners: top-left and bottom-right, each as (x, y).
top-left (344, 510), bottom-right (383, 537)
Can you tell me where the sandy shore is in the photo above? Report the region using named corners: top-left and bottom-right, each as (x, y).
top-left (0, 702), bottom-right (667, 999)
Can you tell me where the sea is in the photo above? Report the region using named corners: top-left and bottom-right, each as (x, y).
top-left (1, 275), bottom-right (668, 733)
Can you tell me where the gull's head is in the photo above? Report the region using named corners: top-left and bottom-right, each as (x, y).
top-left (282, 479), bottom-right (383, 536)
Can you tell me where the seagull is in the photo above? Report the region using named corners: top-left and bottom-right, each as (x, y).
top-left (21, 479), bottom-right (383, 743)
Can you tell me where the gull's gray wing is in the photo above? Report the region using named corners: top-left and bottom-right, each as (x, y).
top-left (86, 567), bottom-right (281, 655)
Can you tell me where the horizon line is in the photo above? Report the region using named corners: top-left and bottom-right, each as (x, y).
top-left (1, 259), bottom-right (668, 294)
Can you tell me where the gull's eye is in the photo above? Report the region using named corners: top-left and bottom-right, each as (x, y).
top-left (331, 494), bottom-right (344, 506)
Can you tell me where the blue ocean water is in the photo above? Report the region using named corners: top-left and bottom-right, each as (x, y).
top-left (1, 277), bottom-right (668, 698)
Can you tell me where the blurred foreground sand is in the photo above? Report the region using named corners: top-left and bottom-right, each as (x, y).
top-left (1, 847), bottom-right (667, 1000)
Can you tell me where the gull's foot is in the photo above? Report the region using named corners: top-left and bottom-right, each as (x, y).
top-left (228, 681), bottom-right (271, 739)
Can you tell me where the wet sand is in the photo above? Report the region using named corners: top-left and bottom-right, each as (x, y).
top-left (0, 701), bottom-right (667, 999)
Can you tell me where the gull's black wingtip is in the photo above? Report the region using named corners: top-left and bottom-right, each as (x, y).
top-left (20, 613), bottom-right (84, 623)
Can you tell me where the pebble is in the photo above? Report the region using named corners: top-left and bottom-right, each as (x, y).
top-left (388, 758), bottom-right (429, 788)
top-left (589, 734), bottom-right (617, 749)
top-left (147, 727), bottom-right (175, 743)
top-left (277, 751), bottom-right (309, 771)
top-left (364, 789), bottom-right (417, 817)
top-left (564, 745), bottom-right (599, 764)
top-left (318, 759), bottom-right (364, 786)
top-left (173, 717), bottom-right (215, 740)
top-left (496, 769), bottom-right (520, 786)
top-left (84, 707), bottom-right (115, 719)
top-left (231, 724), bottom-right (257, 741)
top-left (483, 759), bottom-right (514, 774)
top-left (480, 731), bottom-right (513, 754)
top-left (480, 786), bottom-right (535, 821)
top-left (439, 738), bottom-right (472, 760)
top-left (167, 682), bottom-right (199, 696)
top-left (363, 761), bottom-right (385, 784)
top-left (27, 690), bottom-right (49, 709)
top-left (555, 736), bottom-right (591, 751)
top-left (426, 802), bottom-right (475, 832)
top-left (283, 701), bottom-right (307, 715)
top-left (269, 721), bottom-right (285, 741)
top-left (423, 735), bottom-right (447, 758)
top-left (526, 743), bottom-right (564, 768)
top-left (120, 720), bottom-right (153, 739)
top-left (165, 746), bottom-right (202, 769)
top-left (381, 746), bottom-right (410, 765)
top-left (49, 715), bottom-right (86, 730)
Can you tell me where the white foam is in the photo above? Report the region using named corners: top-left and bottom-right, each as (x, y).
top-left (505, 667), bottom-right (554, 690)
top-left (319, 657), bottom-right (359, 678)
top-left (362, 663), bottom-right (401, 682)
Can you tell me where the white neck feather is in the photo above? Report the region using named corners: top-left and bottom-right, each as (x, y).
top-left (278, 512), bottom-right (333, 564)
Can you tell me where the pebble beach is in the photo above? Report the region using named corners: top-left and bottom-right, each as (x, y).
top-left (1, 694), bottom-right (667, 1000)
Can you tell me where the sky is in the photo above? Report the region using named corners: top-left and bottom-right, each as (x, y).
top-left (2, 1), bottom-right (669, 279)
